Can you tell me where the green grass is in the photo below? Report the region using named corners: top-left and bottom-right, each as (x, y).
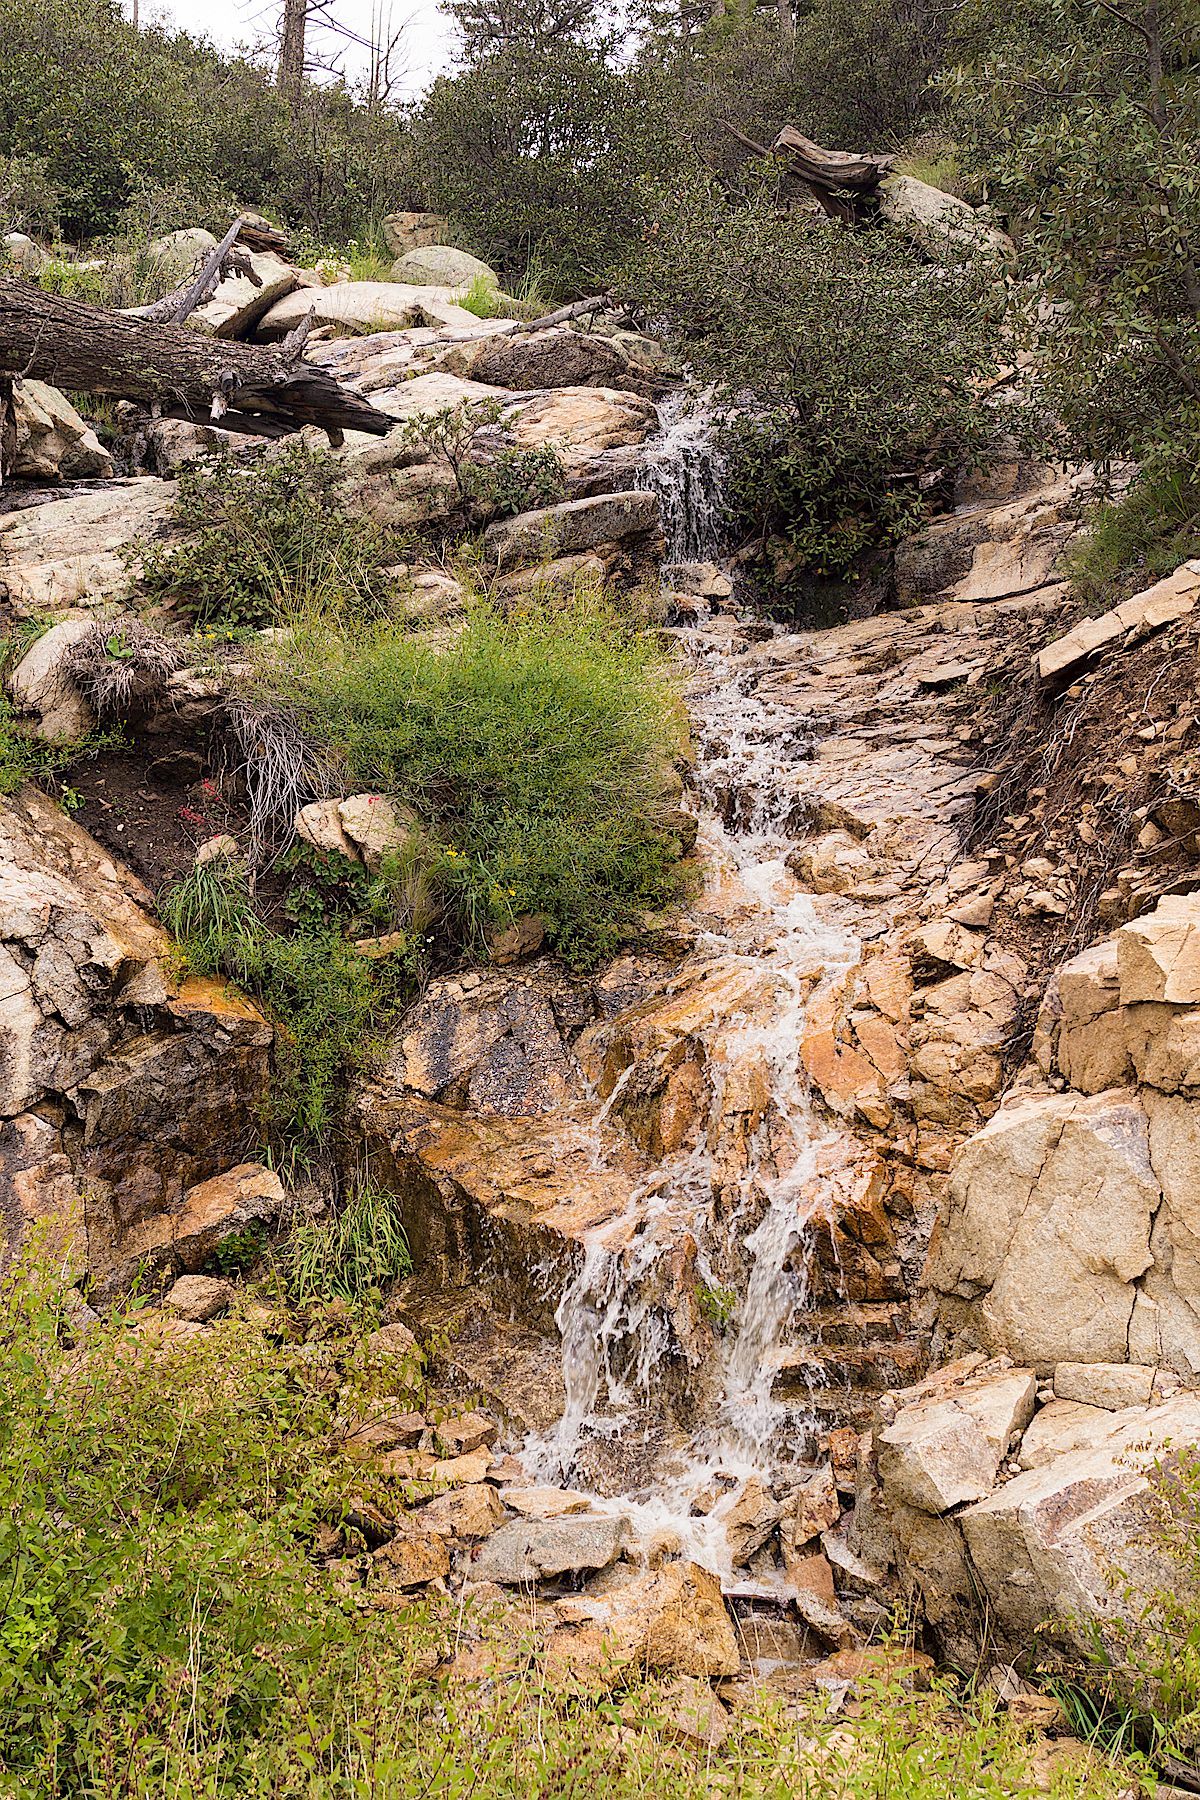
top-left (244, 593), bottom-right (690, 967)
top-left (0, 693), bottom-right (110, 803)
top-left (286, 1178), bottom-right (413, 1308)
top-left (0, 1256), bottom-right (1148, 1800)
top-left (1068, 461), bottom-right (1200, 614)
top-left (458, 271), bottom-right (506, 318)
top-left (160, 855), bottom-right (416, 1152)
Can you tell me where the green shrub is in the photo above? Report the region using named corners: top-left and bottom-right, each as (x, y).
top-left (458, 271), bottom-right (505, 318)
top-left (1068, 463), bottom-right (1200, 614)
top-left (398, 400), bottom-right (567, 524)
top-left (287, 1179), bottom-right (413, 1308)
top-left (138, 443), bottom-right (399, 629)
top-left (245, 596), bottom-right (689, 966)
top-left (618, 175), bottom-right (1007, 591)
top-left (0, 150), bottom-right (60, 238)
top-left (160, 855), bottom-right (415, 1149)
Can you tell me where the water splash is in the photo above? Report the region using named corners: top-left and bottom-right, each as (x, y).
top-left (636, 389), bottom-right (729, 566)
top-left (516, 614), bottom-right (865, 1579)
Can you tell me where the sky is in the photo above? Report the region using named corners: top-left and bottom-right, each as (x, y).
top-left (140, 0), bottom-right (457, 96)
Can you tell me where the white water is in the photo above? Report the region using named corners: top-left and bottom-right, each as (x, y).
top-left (635, 388), bottom-right (729, 567)
top-left (515, 595), bottom-right (864, 1585)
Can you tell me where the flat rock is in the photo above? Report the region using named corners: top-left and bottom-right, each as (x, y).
top-left (1053, 1361), bottom-right (1156, 1410)
top-left (471, 1514), bottom-right (629, 1584)
top-left (483, 490), bottom-right (660, 571)
top-left (1037, 561), bottom-right (1200, 684)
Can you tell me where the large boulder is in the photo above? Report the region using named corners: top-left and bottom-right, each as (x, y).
top-left (145, 227), bottom-right (219, 283)
top-left (192, 249), bottom-right (297, 339)
top-left (877, 1361), bottom-right (1037, 1513)
top-left (471, 1514), bottom-right (629, 1584)
top-left (0, 479), bottom-right (176, 617)
top-left (878, 175), bottom-right (1014, 261)
top-left (483, 490), bottom-right (660, 573)
top-left (8, 617), bottom-right (95, 740)
top-left (382, 212), bottom-right (450, 257)
top-left (391, 246), bottom-right (498, 289)
top-left (959, 1392), bottom-right (1200, 1668)
top-left (10, 380), bottom-right (113, 482)
top-left (455, 328), bottom-right (648, 394)
top-left (256, 282), bottom-right (481, 341)
top-left (551, 1560), bottom-right (740, 1680)
top-left (930, 1089), bottom-right (1159, 1367)
top-left (4, 232), bottom-right (49, 275)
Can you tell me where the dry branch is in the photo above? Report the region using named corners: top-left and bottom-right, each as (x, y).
top-left (0, 276), bottom-right (395, 442)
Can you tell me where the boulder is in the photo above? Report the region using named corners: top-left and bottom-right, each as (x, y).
top-left (483, 490), bottom-right (660, 572)
top-left (169, 1163), bottom-right (284, 1272)
top-left (0, 478), bottom-right (176, 616)
top-left (462, 329), bottom-right (643, 393)
top-left (1016, 1400), bottom-right (1124, 1471)
top-left (192, 249), bottom-right (297, 339)
top-left (959, 1393), bottom-right (1200, 1667)
top-left (502, 387), bottom-right (659, 469)
top-left (146, 227), bottom-right (219, 283)
top-left (4, 231), bottom-right (49, 275)
top-left (374, 1523), bottom-right (451, 1589)
top-left (555, 1559), bottom-right (740, 1679)
top-left (930, 1089), bottom-right (1159, 1366)
top-left (382, 211), bottom-right (450, 256)
top-left (391, 246), bottom-right (498, 289)
top-left (1053, 1362), bottom-right (1157, 1410)
top-left (878, 174), bottom-right (1014, 261)
top-left (256, 282), bottom-right (481, 340)
top-left (471, 1514), bottom-right (629, 1584)
top-left (11, 380), bottom-right (113, 482)
top-left (417, 1483), bottom-right (506, 1540)
top-left (877, 1363), bottom-right (1037, 1513)
top-left (336, 794), bottom-right (416, 873)
top-left (9, 617), bottom-right (95, 740)
top-left (1117, 893), bottom-right (1200, 1005)
top-left (164, 1272), bottom-right (234, 1321)
top-left (294, 798), bottom-right (356, 859)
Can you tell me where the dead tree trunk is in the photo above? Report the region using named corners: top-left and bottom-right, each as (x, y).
top-left (0, 278), bottom-right (394, 442)
top-left (278, 0), bottom-right (308, 113)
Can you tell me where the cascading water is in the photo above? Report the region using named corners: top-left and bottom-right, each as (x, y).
top-left (513, 582), bottom-right (867, 1584)
top-left (635, 388), bottom-right (729, 567)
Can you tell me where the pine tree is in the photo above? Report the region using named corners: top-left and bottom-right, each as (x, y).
top-left (446, 0), bottom-right (599, 59)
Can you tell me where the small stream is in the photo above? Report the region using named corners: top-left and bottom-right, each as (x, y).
top-left (507, 396), bottom-right (865, 1588)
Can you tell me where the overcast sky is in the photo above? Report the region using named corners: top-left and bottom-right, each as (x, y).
top-left (140, 0), bottom-right (457, 96)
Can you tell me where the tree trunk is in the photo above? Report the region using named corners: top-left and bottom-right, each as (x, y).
top-left (278, 0), bottom-right (308, 113)
top-left (0, 278), bottom-right (394, 441)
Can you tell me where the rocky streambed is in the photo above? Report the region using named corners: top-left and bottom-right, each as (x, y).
top-left (6, 290), bottom-right (1200, 1712)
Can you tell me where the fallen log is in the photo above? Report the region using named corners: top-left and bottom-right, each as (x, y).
top-left (0, 276), bottom-right (394, 442)
top-left (723, 122), bottom-right (894, 221)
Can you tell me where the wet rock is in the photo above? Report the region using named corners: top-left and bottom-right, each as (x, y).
top-left (380, 968), bottom-right (581, 1116)
top-left (164, 1273), bottom-right (234, 1321)
top-left (720, 1476), bottom-right (781, 1566)
top-left (877, 1362), bottom-right (1036, 1513)
top-left (471, 1514), bottom-right (629, 1585)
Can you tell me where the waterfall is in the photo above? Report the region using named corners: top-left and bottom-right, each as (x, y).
top-left (516, 609), bottom-right (864, 1582)
top-left (635, 388), bottom-right (729, 567)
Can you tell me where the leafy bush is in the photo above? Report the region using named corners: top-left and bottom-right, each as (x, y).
top-left (1069, 466), bottom-right (1200, 614)
top-left (618, 175), bottom-right (1006, 590)
top-left (0, 150), bottom-right (60, 238)
top-left (398, 401), bottom-right (567, 524)
top-left (139, 443), bottom-right (399, 629)
top-left (287, 1179), bottom-right (413, 1307)
top-left (0, 1255), bottom-right (1145, 1800)
top-left (245, 596), bottom-right (689, 966)
top-left (945, 0), bottom-right (1200, 481)
top-left (412, 40), bottom-right (674, 296)
top-left (160, 855), bottom-right (415, 1148)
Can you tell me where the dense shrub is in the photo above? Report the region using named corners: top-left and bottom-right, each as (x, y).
top-left (412, 42), bottom-right (674, 295)
top-left (618, 175), bottom-right (1006, 590)
top-left (245, 597), bottom-right (690, 966)
top-left (139, 444), bottom-right (400, 630)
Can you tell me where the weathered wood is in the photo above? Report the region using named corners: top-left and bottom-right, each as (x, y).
top-left (0, 277), bottom-right (395, 440)
top-left (518, 294), bottom-right (611, 333)
top-left (127, 219), bottom-right (246, 327)
top-left (723, 122), bottom-right (894, 221)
